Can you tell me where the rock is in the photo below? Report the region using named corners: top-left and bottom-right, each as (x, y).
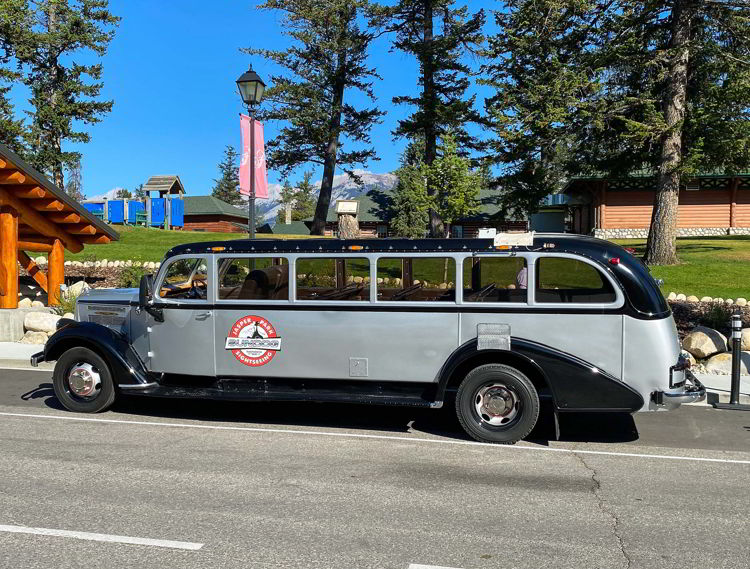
top-left (114, 260), bottom-right (121, 268)
top-left (507, 284), bottom-right (516, 290)
top-left (680, 350), bottom-right (697, 368)
top-left (675, 293), bottom-right (686, 301)
top-left (686, 295), bottom-right (699, 303)
top-left (62, 312), bottom-right (75, 320)
top-left (736, 298), bottom-right (748, 307)
top-left (704, 351), bottom-right (750, 375)
top-left (0, 310), bottom-right (26, 342)
top-left (107, 261), bottom-right (114, 268)
top-left (134, 261), bottom-right (142, 267)
top-left (125, 260), bottom-right (132, 267)
top-left (394, 278), bottom-right (401, 286)
top-left (743, 329), bottom-right (750, 351)
top-left (376, 278), bottom-right (383, 285)
top-left (65, 280), bottom-right (90, 298)
top-left (24, 311), bottom-right (61, 333)
top-left (667, 292), bottom-right (677, 301)
top-left (713, 297), bottom-right (725, 304)
top-left (31, 300), bottom-right (44, 309)
top-left (17, 297), bottom-right (32, 309)
top-left (353, 276), bottom-right (363, 284)
top-left (700, 296), bottom-right (713, 303)
top-left (682, 326), bottom-right (728, 359)
top-left (64, 261), bottom-right (71, 267)
top-left (156, 262), bottom-right (161, 268)
top-left (94, 261), bottom-right (101, 268)
top-left (439, 282), bottom-right (448, 289)
top-left (19, 330), bottom-right (48, 345)
top-left (35, 256), bottom-right (46, 266)
top-left (725, 299), bottom-right (734, 305)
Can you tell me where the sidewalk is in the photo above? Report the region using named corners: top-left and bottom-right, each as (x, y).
top-left (0, 343), bottom-right (54, 370)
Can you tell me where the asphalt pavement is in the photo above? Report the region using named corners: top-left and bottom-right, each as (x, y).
top-left (0, 367), bottom-right (748, 569)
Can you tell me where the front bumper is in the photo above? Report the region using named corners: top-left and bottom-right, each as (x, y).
top-left (30, 351), bottom-right (45, 367)
top-left (653, 370), bottom-right (706, 406)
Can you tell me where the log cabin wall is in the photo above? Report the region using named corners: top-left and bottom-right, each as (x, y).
top-left (183, 215), bottom-right (246, 233)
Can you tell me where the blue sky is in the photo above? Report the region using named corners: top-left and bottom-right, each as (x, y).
top-left (7, 0), bottom-right (497, 198)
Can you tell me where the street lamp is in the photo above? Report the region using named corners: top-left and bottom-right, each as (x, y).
top-left (236, 66), bottom-right (266, 239)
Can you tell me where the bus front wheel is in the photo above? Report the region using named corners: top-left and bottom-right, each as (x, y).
top-left (455, 363), bottom-right (540, 444)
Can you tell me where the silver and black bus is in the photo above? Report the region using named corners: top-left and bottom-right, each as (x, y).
top-left (32, 233), bottom-right (704, 444)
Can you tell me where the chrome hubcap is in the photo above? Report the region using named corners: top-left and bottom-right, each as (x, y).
top-left (67, 362), bottom-right (101, 399)
top-left (475, 383), bottom-right (520, 426)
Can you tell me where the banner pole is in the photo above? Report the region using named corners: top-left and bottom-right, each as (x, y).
top-left (249, 109), bottom-right (256, 240)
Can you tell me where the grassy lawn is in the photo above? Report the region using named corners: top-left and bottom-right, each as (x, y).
top-left (614, 236), bottom-right (750, 299)
top-left (65, 226), bottom-right (324, 263)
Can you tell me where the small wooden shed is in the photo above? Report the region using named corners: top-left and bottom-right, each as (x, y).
top-left (0, 143), bottom-right (119, 308)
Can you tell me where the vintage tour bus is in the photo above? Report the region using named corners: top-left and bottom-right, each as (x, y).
top-left (31, 233), bottom-right (705, 444)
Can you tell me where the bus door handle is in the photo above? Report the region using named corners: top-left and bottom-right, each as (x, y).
top-left (195, 311), bottom-right (212, 321)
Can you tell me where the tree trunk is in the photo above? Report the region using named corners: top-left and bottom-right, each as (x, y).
top-left (311, 48), bottom-right (347, 235)
top-left (644, 1), bottom-right (693, 266)
top-left (421, 0), bottom-right (444, 237)
top-left (47, 3), bottom-right (64, 190)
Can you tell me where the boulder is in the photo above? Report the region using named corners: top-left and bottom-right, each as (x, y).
top-left (713, 297), bottom-right (725, 304)
top-left (114, 260), bottom-right (121, 267)
top-left (107, 261), bottom-right (114, 268)
top-left (439, 282), bottom-right (448, 289)
top-left (62, 312), bottom-right (75, 320)
top-left (667, 292), bottom-right (677, 301)
top-left (19, 330), bottom-right (48, 345)
top-left (675, 293), bottom-right (686, 301)
top-left (0, 310), bottom-right (26, 342)
top-left (680, 350), bottom-right (697, 368)
top-left (65, 280), bottom-right (90, 299)
top-left (134, 261), bottom-right (142, 268)
top-left (704, 351), bottom-right (750, 375)
top-left (726, 299), bottom-right (734, 305)
top-left (94, 261), bottom-right (101, 268)
top-left (17, 297), bottom-right (32, 309)
top-left (682, 326), bottom-right (727, 359)
top-left (24, 311), bottom-right (61, 334)
top-left (686, 295), bottom-right (699, 303)
top-left (31, 300), bottom-right (44, 309)
top-left (35, 256), bottom-right (46, 266)
top-left (100, 258), bottom-right (108, 265)
top-left (125, 260), bottom-right (132, 267)
top-left (64, 261), bottom-right (71, 267)
top-left (353, 276), bottom-right (363, 284)
top-left (700, 296), bottom-right (713, 303)
top-left (394, 278), bottom-right (401, 286)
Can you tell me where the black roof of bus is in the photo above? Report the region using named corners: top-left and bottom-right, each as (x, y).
top-left (165, 234), bottom-right (669, 318)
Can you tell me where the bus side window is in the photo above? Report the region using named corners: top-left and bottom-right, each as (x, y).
top-left (462, 257), bottom-right (527, 303)
top-left (218, 258), bottom-right (289, 301)
top-left (377, 257), bottom-right (456, 302)
top-left (535, 257), bottom-right (616, 303)
top-left (296, 258), bottom-right (370, 301)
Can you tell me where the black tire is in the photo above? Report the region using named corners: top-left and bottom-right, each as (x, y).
top-left (455, 363), bottom-right (539, 444)
top-left (53, 347), bottom-right (116, 413)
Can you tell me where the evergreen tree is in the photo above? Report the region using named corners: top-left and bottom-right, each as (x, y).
top-left (2, 1), bottom-right (119, 189)
top-left (64, 158), bottom-right (84, 201)
top-left (115, 188), bottom-right (132, 199)
top-left (428, 133), bottom-right (479, 236)
top-left (380, 0), bottom-right (485, 236)
top-left (483, 1), bottom-right (750, 265)
top-left (276, 179), bottom-right (296, 224)
top-left (211, 145), bottom-right (243, 206)
top-left (390, 137), bottom-right (431, 238)
top-left (133, 183), bottom-right (146, 200)
top-left (293, 171), bottom-right (317, 221)
top-left (246, 0), bottom-right (384, 235)
top-left (0, 2), bottom-right (28, 155)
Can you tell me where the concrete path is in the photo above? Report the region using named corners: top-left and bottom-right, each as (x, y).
top-left (0, 368), bottom-right (747, 569)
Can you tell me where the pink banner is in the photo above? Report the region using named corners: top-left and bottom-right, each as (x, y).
top-left (239, 115), bottom-right (269, 198)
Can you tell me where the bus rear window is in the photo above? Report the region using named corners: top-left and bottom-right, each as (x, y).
top-left (535, 257), bottom-right (616, 304)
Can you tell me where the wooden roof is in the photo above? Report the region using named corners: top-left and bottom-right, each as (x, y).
top-left (143, 175), bottom-right (185, 195)
top-left (0, 143), bottom-right (119, 254)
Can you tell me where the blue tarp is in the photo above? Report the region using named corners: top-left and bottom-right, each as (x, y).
top-left (128, 200), bottom-right (145, 223)
top-left (170, 198), bottom-right (184, 227)
top-left (108, 200), bottom-right (125, 224)
top-left (151, 198), bottom-right (166, 226)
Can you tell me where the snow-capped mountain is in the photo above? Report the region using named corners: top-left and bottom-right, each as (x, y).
top-left (88, 187), bottom-right (127, 201)
top-left (253, 170), bottom-right (398, 223)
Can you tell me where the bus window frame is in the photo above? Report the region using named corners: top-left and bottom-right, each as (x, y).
top-left (214, 254), bottom-right (291, 305)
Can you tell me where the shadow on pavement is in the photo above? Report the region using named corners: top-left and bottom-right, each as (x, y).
top-left (25, 382), bottom-right (639, 445)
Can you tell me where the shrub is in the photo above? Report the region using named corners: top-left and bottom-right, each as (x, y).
top-left (51, 290), bottom-right (79, 317)
top-left (118, 266), bottom-right (148, 288)
top-left (701, 303), bottom-right (733, 331)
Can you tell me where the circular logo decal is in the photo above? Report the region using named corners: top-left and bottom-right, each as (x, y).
top-left (225, 315), bottom-right (282, 367)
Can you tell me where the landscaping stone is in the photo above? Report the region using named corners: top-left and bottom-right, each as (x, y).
top-left (675, 293), bottom-right (686, 301)
top-left (686, 295), bottom-right (699, 303)
top-left (0, 310), bottom-right (26, 342)
top-left (726, 299), bottom-right (734, 305)
top-left (17, 298), bottom-right (32, 309)
top-left (704, 351), bottom-right (750, 375)
top-left (736, 298), bottom-right (748, 307)
top-left (31, 300), bottom-right (44, 309)
top-left (680, 349), bottom-right (697, 368)
top-left (24, 312), bottom-right (61, 334)
top-left (682, 326), bottom-right (727, 359)
top-left (19, 330), bottom-right (48, 345)
top-left (65, 280), bottom-right (90, 298)
top-left (35, 256), bottom-right (46, 266)
top-left (62, 312), bottom-right (75, 320)
top-left (700, 296), bottom-right (713, 303)
top-left (667, 292), bottom-right (677, 301)
top-left (714, 297), bottom-right (725, 304)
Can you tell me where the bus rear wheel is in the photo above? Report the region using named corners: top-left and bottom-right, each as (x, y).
top-left (455, 364), bottom-right (539, 444)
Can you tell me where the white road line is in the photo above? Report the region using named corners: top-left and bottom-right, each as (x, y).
top-left (0, 366), bottom-right (51, 373)
top-left (0, 524), bottom-right (203, 550)
top-left (409, 564), bottom-right (463, 569)
top-left (0, 410), bottom-right (748, 465)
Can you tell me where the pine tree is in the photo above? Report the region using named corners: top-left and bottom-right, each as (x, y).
top-left (133, 183), bottom-right (146, 200)
top-left (3, 0), bottom-right (119, 189)
top-left (65, 158), bottom-right (84, 201)
top-left (0, 2), bottom-right (29, 154)
top-left (276, 179), bottom-right (296, 224)
top-left (211, 145), bottom-right (243, 206)
top-left (484, 1), bottom-right (750, 265)
top-left (428, 133), bottom-right (479, 236)
top-left (390, 137), bottom-right (431, 238)
top-left (246, 0), bottom-right (384, 235)
top-left (293, 171), bottom-right (317, 221)
top-left (115, 188), bottom-right (132, 199)
top-left (381, 0), bottom-right (485, 236)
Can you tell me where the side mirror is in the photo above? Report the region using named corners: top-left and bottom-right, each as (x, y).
top-left (139, 274), bottom-right (164, 322)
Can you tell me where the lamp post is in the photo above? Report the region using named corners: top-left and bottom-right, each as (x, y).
top-left (236, 66), bottom-right (266, 239)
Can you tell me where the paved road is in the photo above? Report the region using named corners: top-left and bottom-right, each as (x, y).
top-left (0, 368), bottom-right (748, 569)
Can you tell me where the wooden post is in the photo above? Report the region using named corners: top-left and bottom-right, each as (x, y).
top-left (47, 238), bottom-right (64, 306)
top-left (730, 178), bottom-right (739, 229)
top-left (599, 181), bottom-right (608, 229)
top-left (0, 206), bottom-right (19, 308)
top-left (18, 251), bottom-right (48, 293)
